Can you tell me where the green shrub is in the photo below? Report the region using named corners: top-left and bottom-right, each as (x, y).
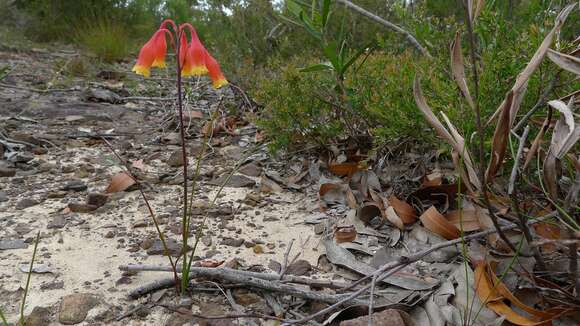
top-left (255, 58), bottom-right (344, 152)
top-left (254, 51), bottom-right (458, 152)
top-left (75, 20), bottom-right (132, 62)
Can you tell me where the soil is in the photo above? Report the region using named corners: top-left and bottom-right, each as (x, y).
top-left (0, 46), bottom-right (323, 325)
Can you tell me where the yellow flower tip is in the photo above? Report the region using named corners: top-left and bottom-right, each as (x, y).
top-left (190, 65), bottom-right (208, 76)
top-left (181, 67), bottom-right (193, 77)
top-left (213, 78), bottom-right (228, 89)
top-left (132, 64), bottom-right (150, 78)
top-left (151, 59), bottom-right (166, 68)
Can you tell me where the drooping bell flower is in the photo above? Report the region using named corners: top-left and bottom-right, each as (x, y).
top-left (203, 50), bottom-right (228, 89)
top-left (132, 29), bottom-right (168, 77)
top-left (185, 31), bottom-right (209, 76)
top-left (178, 33), bottom-right (192, 76)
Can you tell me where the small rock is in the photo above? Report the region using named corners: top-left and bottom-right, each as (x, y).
top-left (220, 237), bottom-right (245, 247)
top-left (209, 174), bottom-right (255, 188)
top-left (68, 203), bottom-right (98, 213)
top-left (133, 220), bottom-right (148, 228)
top-left (61, 180), bottom-right (87, 192)
top-left (0, 166), bottom-right (16, 177)
top-left (285, 260), bottom-right (311, 276)
top-left (16, 198), bottom-right (39, 210)
top-left (58, 293), bottom-right (98, 325)
top-left (146, 238), bottom-right (191, 256)
top-left (220, 145), bottom-right (243, 160)
top-left (103, 231), bottom-right (115, 239)
top-left (167, 150), bottom-right (185, 167)
top-left (47, 215), bottom-right (67, 229)
top-left (25, 306), bottom-right (51, 326)
top-left (86, 193), bottom-right (108, 207)
top-left (84, 88), bottom-right (122, 104)
top-left (0, 239), bottom-right (28, 250)
top-left (47, 191), bottom-right (67, 199)
top-left (38, 162), bottom-right (57, 172)
top-left (0, 191), bottom-right (7, 202)
top-left (239, 162), bottom-right (262, 177)
top-left (14, 223), bottom-right (32, 235)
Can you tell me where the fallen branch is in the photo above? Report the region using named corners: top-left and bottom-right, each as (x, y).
top-left (125, 267), bottom-right (367, 305)
top-left (121, 96), bottom-right (177, 102)
top-left (121, 265), bottom-right (352, 295)
top-left (335, 0), bottom-right (431, 58)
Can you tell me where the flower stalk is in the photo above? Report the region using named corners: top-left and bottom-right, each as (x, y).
top-left (131, 19), bottom-right (228, 295)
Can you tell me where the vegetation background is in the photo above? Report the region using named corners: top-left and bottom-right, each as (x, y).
top-left (1, 0), bottom-right (578, 153)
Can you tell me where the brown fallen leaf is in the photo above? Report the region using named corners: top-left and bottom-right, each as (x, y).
top-left (357, 203), bottom-right (383, 226)
top-left (385, 206), bottom-right (404, 230)
top-left (419, 206), bottom-right (460, 240)
top-left (388, 195), bottom-right (417, 224)
top-left (334, 225), bottom-right (357, 243)
top-left (422, 171), bottom-right (443, 187)
top-left (445, 209), bottom-right (481, 232)
top-left (475, 262), bottom-right (570, 325)
top-left (106, 172), bottom-right (136, 193)
top-left (329, 162), bottom-right (360, 177)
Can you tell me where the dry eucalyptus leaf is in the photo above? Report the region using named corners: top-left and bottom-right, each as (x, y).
top-left (105, 172), bottom-right (135, 193)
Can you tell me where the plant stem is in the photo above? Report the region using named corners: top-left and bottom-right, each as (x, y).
top-left (462, 0), bottom-right (517, 253)
top-left (175, 28), bottom-right (190, 296)
top-left (20, 231), bottom-right (40, 325)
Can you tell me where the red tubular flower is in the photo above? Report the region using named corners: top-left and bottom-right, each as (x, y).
top-left (132, 29), bottom-right (168, 77)
top-left (185, 31), bottom-right (209, 76)
top-left (178, 33), bottom-right (192, 76)
top-left (203, 50), bottom-right (228, 89)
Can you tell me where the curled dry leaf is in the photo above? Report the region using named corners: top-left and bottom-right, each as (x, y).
top-left (450, 31), bottom-right (475, 110)
top-left (486, 3), bottom-right (576, 180)
top-left (419, 206), bottom-right (460, 240)
top-left (388, 195), bottom-right (417, 224)
top-left (413, 76), bottom-right (481, 191)
top-left (334, 225), bottom-right (357, 243)
top-left (547, 49), bottom-right (580, 75)
top-left (357, 203), bottom-right (383, 225)
top-left (422, 171), bottom-right (443, 187)
top-left (445, 209), bottom-right (481, 232)
top-left (475, 262), bottom-right (570, 325)
top-left (544, 99), bottom-right (580, 198)
top-left (385, 206), bottom-right (404, 230)
top-left (106, 172), bottom-right (136, 193)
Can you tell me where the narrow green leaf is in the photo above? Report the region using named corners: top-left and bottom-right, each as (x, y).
top-left (300, 63), bottom-right (334, 73)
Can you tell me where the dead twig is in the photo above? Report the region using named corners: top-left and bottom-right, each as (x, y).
top-left (121, 265), bottom-right (352, 298)
top-left (335, 0), bottom-right (431, 57)
top-left (279, 239), bottom-right (295, 279)
top-left (508, 126), bottom-right (547, 270)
